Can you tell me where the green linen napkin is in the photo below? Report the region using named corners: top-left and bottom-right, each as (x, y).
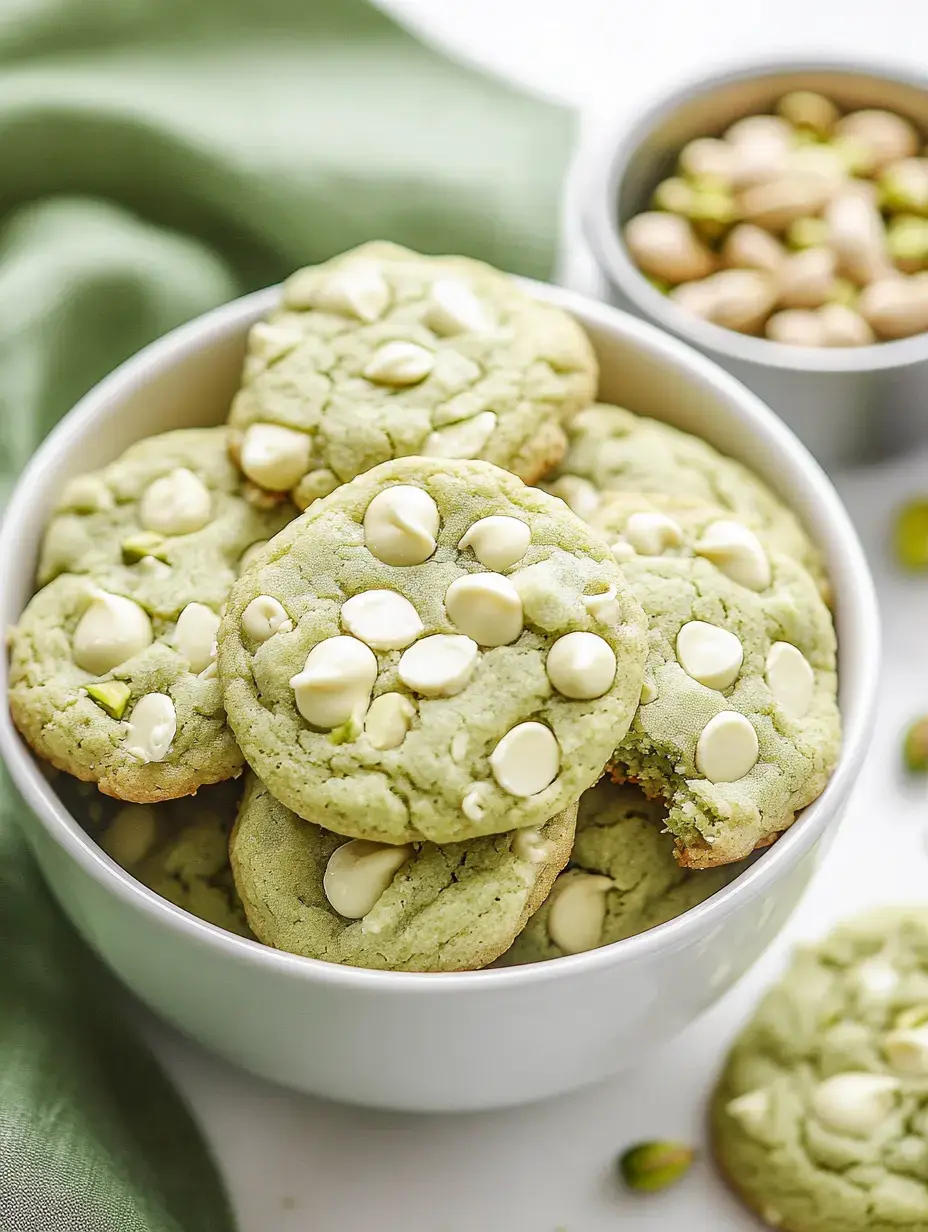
top-left (0, 1), bottom-right (572, 1228)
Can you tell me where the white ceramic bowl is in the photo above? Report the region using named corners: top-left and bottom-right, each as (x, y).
top-left (0, 283), bottom-right (879, 1112)
top-left (578, 57), bottom-right (928, 469)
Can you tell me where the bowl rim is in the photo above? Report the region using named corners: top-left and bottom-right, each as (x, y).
top-left (581, 53), bottom-right (928, 374)
top-left (0, 280), bottom-right (881, 994)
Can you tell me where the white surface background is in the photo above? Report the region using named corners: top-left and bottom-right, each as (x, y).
top-left (140, 6), bottom-right (928, 1229)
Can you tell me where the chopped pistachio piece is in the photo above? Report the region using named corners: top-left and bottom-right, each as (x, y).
top-left (328, 712), bottom-right (364, 745)
top-left (895, 1004), bottom-right (928, 1029)
top-left (85, 680), bottom-right (132, 720)
top-left (121, 532), bottom-right (169, 564)
top-left (888, 215), bottom-right (928, 272)
top-left (786, 217), bottom-right (830, 250)
top-left (895, 499), bottom-right (928, 570)
top-left (903, 716), bottom-right (928, 774)
top-left (619, 1140), bottom-right (695, 1192)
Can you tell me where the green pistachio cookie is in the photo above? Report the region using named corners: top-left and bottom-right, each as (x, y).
top-left (10, 428), bottom-right (294, 800)
top-left (226, 241), bottom-right (598, 505)
top-left (230, 773), bottom-right (575, 971)
top-left (218, 457), bottom-right (648, 844)
top-left (501, 782), bottom-right (738, 965)
top-left (9, 574), bottom-right (243, 800)
top-left (546, 404), bottom-right (827, 596)
top-left (591, 492), bottom-right (840, 869)
top-left (73, 779), bottom-right (251, 936)
top-left (713, 909), bottom-right (928, 1232)
top-left (37, 427), bottom-right (294, 612)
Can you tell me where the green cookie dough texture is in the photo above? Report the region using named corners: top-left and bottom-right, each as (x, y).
top-left (73, 779), bottom-right (251, 937)
top-left (218, 457), bottom-right (648, 844)
top-left (9, 574), bottom-right (242, 801)
top-left (226, 241), bottom-right (598, 503)
top-left (591, 492), bottom-right (840, 869)
top-left (546, 404), bottom-right (827, 595)
top-left (713, 909), bottom-right (928, 1232)
top-left (502, 782), bottom-right (737, 965)
top-left (37, 427), bottom-right (294, 613)
top-left (230, 773), bottom-right (576, 971)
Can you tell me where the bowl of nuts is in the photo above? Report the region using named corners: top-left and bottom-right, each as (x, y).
top-left (580, 58), bottom-right (928, 468)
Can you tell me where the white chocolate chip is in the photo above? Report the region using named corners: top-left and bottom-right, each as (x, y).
top-left (544, 475), bottom-right (602, 520)
top-left (363, 341), bottom-right (433, 386)
top-left (624, 511), bottom-right (684, 556)
top-left (139, 468), bottom-right (211, 536)
top-left (582, 585), bottom-right (621, 627)
top-left (397, 634), bottom-right (478, 698)
top-left (242, 595), bottom-right (292, 643)
top-left (289, 636), bottom-right (378, 729)
top-left (363, 485), bottom-right (440, 566)
top-left (726, 1089), bottom-right (772, 1141)
top-left (425, 278), bottom-right (493, 335)
top-left (444, 573), bottom-right (523, 647)
top-left (694, 520), bottom-right (771, 591)
top-left (695, 712), bottom-right (759, 782)
top-left (547, 873), bottom-right (614, 954)
top-left (101, 804), bottom-right (158, 866)
top-left (172, 603), bottom-right (220, 673)
top-left (884, 1026), bottom-right (928, 1076)
top-left (123, 693), bottom-right (176, 763)
top-left (676, 621), bottom-right (744, 690)
top-left (765, 642), bottom-right (815, 718)
top-left (323, 840), bottom-right (413, 918)
top-left (610, 538), bottom-right (637, 563)
top-left (458, 516), bottom-right (530, 571)
top-left (238, 540), bottom-right (268, 574)
top-left (811, 1073), bottom-right (900, 1137)
top-left (364, 693), bottom-right (416, 750)
top-left (423, 411), bottom-right (497, 459)
top-left (73, 591), bottom-right (153, 675)
top-left (489, 722), bottom-right (560, 797)
top-left (462, 782), bottom-right (493, 822)
top-left (309, 263), bottom-right (390, 323)
top-left (341, 590), bottom-right (423, 651)
top-left (511, 829), bottom-right (552, 864)
top-left (545, 632), bottom-right (617, 700)
top-left (240, 424), bottom-right (312, 492)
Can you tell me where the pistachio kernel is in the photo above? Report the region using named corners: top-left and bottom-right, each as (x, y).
top-left (85, 680), bottom-right (132, 720)
top-left (619, 1140), bottom-right (695, 1193)
top-left (121, 532), bottom-right (169, 564)
top-left (903, 716), bottom-right (928, 774)
top-left (894, 499), bottom-right (928, 570)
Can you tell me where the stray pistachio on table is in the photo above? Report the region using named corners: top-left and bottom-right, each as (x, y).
top-left (894, 499), bottom-right (928, 570)
top-left (619, 1140), bottom-right (695, 1192)
top-left (903, 716), bottom-right (928, 775)
top-left (623, 91), bottom-right (928, 345)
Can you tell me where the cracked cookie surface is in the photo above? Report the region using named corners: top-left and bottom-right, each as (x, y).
top-left (545, 403), bottom-right (827, 595)
top-left (217, 457), bottom-right (648, 844)
top-left (591, 492), bottom-right (840, 868)
top-left (501, 781), bottom-right (738, 964)
top-left (713, 909), bottom-right (928, 1232)
top-left (230, 773), bottom-right (575, 971)
top-left (226, 241), bottom-right (598, 503)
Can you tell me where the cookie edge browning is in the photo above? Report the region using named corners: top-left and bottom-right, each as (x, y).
top-left (230, 774), bottom-right (578, 973)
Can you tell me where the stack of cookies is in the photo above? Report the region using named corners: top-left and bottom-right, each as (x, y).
top-left (8, 242), bottom-right (841, 972)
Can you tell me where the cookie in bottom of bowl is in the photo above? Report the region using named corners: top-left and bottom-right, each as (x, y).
top-left (591, 492), bottom-right (840, 869)
top-left (500, 782), bottom-right (738, 965)
top-left (712, 909), bottom-right (928, 1232)
top-left (229, 774), bottom-right (576, 972)
top-left (73, 779), bottom-right (251, 937)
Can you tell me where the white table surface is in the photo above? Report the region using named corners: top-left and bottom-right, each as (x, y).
top-left (140, 6), bottom-right (928, 1229)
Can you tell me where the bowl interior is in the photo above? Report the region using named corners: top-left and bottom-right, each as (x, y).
top-left (0, 282), bottom-right (880, 981)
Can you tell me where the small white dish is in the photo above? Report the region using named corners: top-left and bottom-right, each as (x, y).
top-left (0, 282), bottom-right (879, 1112)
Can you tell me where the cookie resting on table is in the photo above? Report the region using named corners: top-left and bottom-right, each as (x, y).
top-left (217, 457), bottom-right (649, 845)
top-left (713, 909), bottom-right (928, 1232)
top-left (501, 781), bottom-right (738, 965)
top-left (543, 403), bottom-right (827, 596)
top-left (226, 241), bottom-right (598, 504)
top-left (230, 774), bottom-right (575, 972)
top-left (74, 779), bottom-right (251, 937)
top-left (37, 427), bottom-right (294, 613)
top-left (588, 492), bottom-right (840, 869)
